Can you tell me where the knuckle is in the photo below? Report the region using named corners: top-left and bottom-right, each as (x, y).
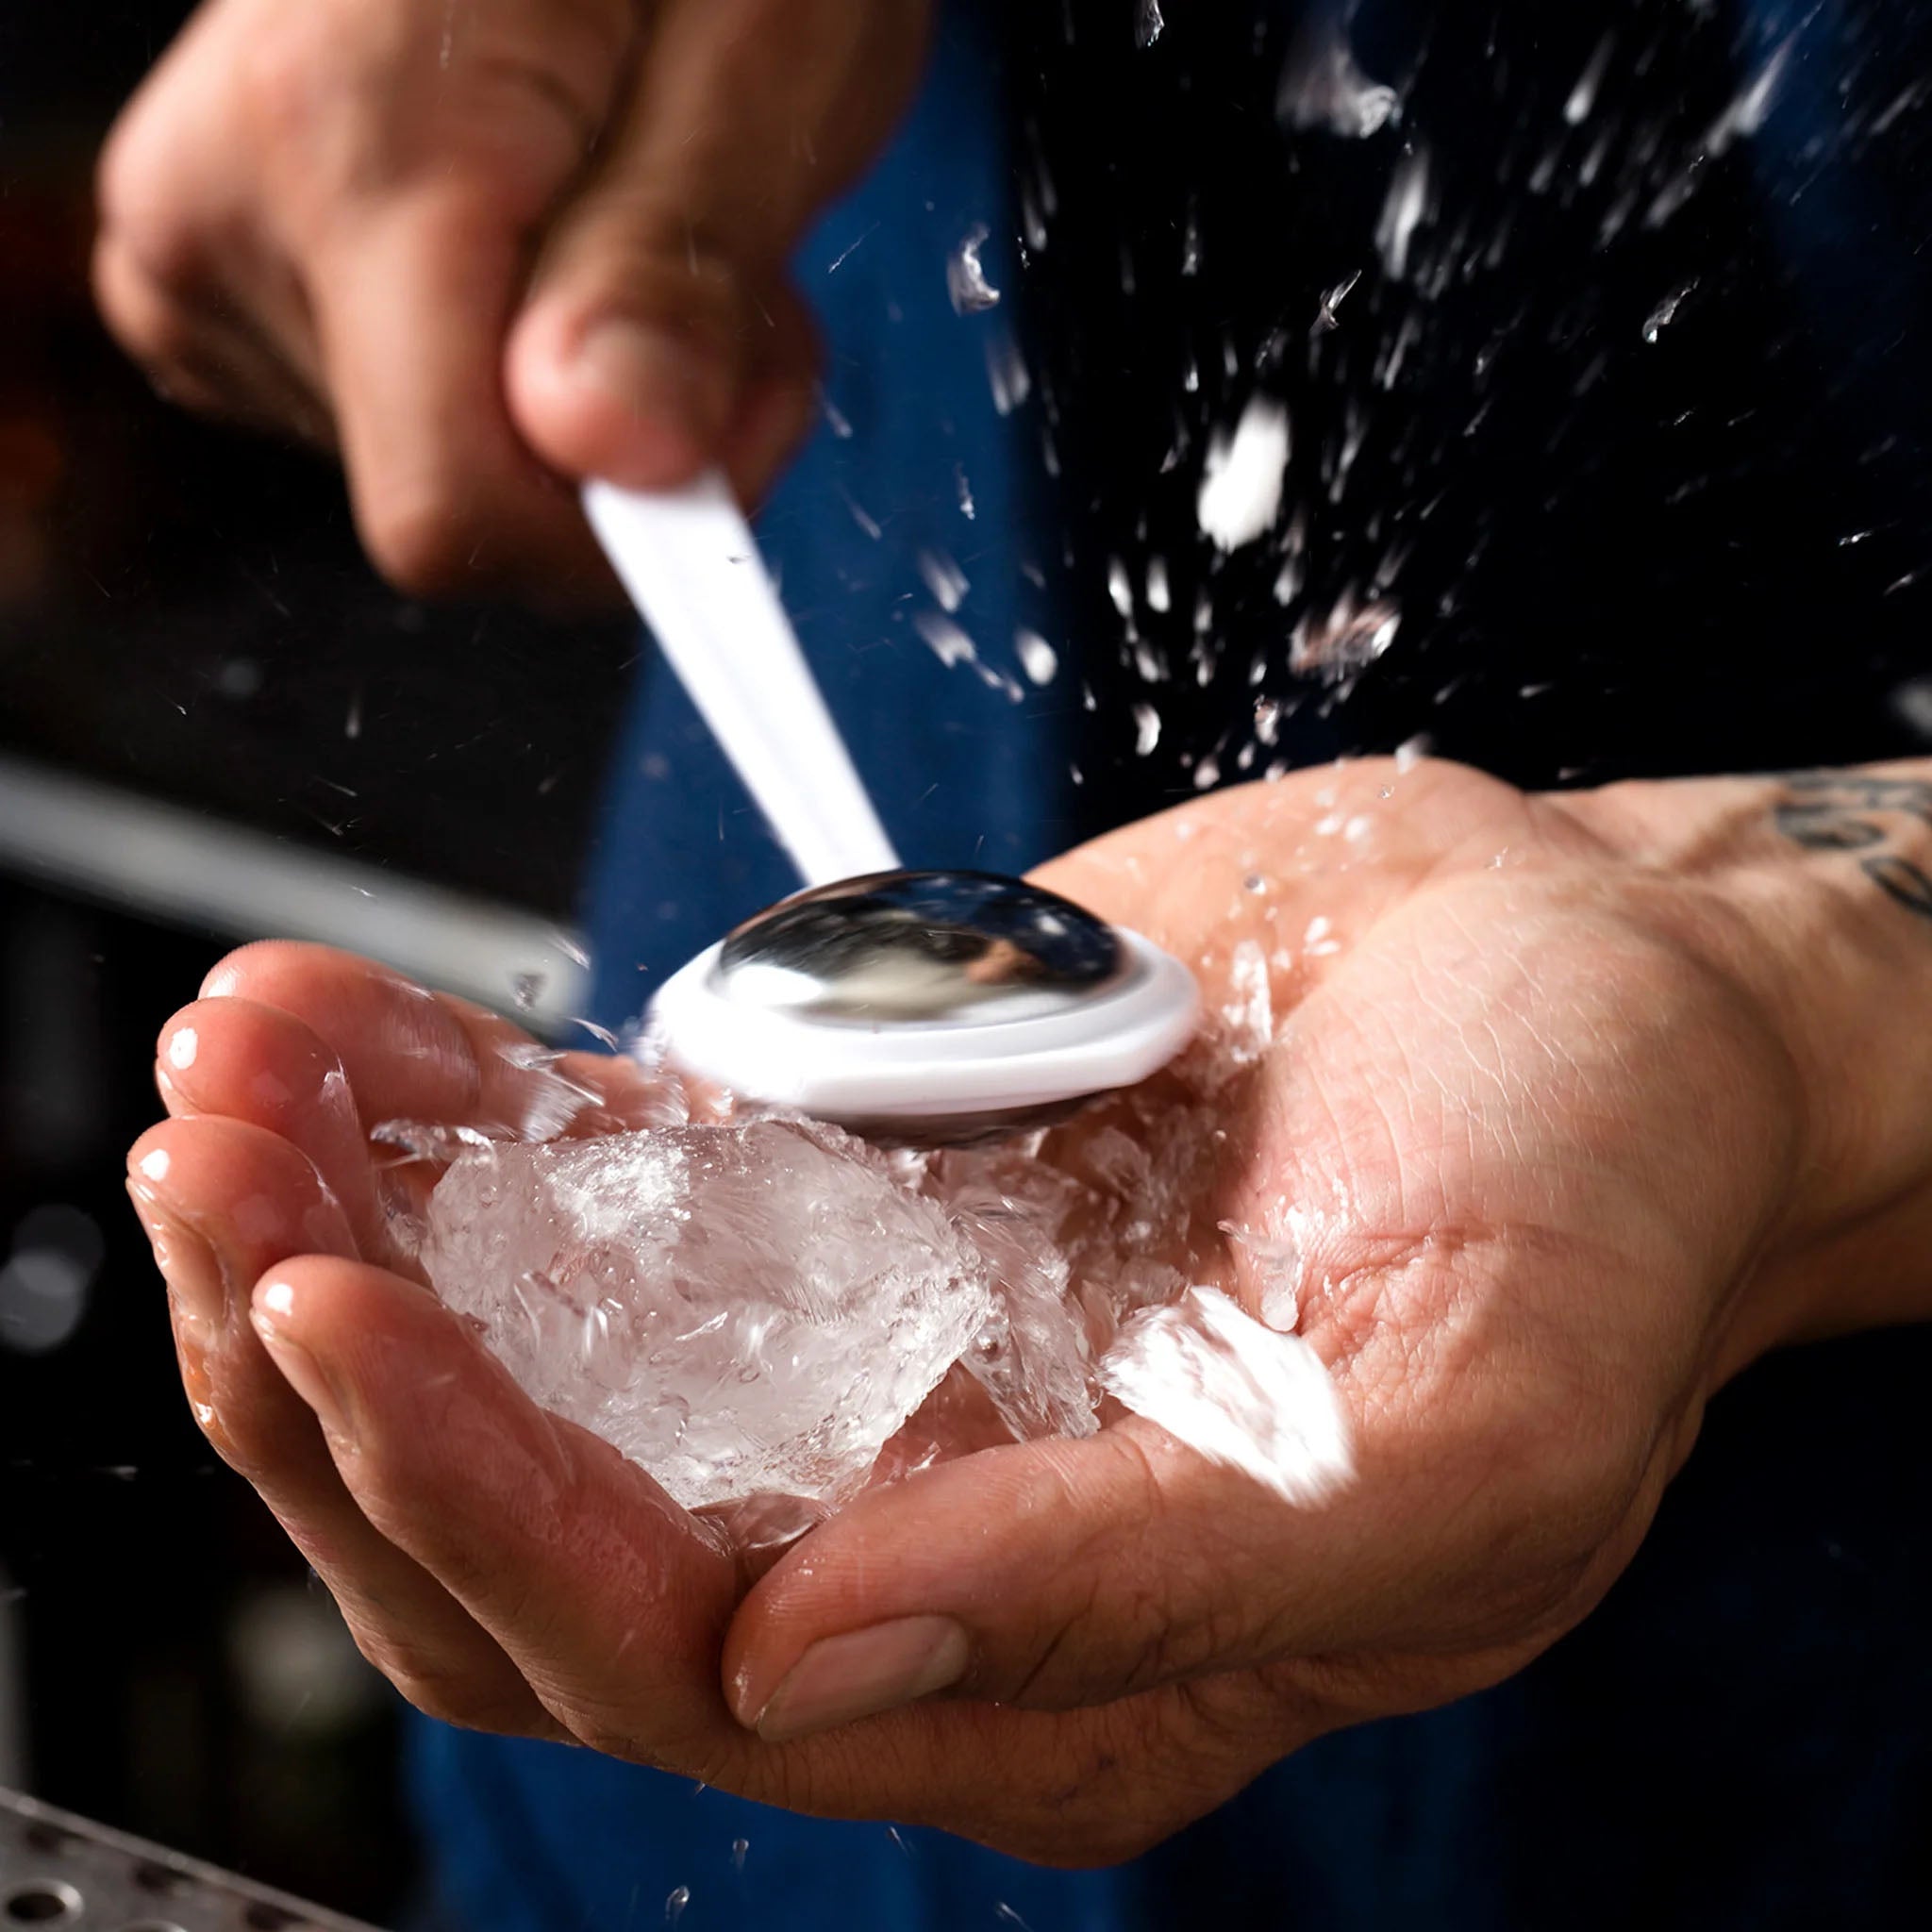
top-left (233, 11), bottom-right (368, 187)
top-left (95, 131), bottom-right (207, 304)
top-left (361, 1644), bottom-right (512, 1732)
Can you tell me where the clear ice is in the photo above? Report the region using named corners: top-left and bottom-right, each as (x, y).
top-left (1099, 1289), bottom-right (1352, 1507)
top-left (400, 974), bottom-right (1357, 1527)
top-left (418, 1120), bottom-right (995, 1511)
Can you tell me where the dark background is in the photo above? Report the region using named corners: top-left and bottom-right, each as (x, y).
top-left (0, 4), bottom-right (625, 1918)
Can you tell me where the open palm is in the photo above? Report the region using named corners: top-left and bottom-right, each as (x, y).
top-left (126, 758), bottom-right (1807, 1861)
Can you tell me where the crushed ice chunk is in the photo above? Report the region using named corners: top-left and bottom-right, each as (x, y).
top-left (1099, 1287), bottom-right (1352, 1505)
top-left (1278, 25), bottom-right (1400, 139)
top-left (947, 224), bottom-right (1002, 313)
top-left (1222, 940), bottom-right (1274, 1060)
top-left (1291, 594), bottom-right (1401, 682)
top-left (1135, 0), bottom-right (1164, 51)
top-left (1219, 1217), bottom-right (1304, 1331)
top-left (1564, 34), bottom-right (1615, 125)
top-left (419, 1122), bottom-right (995, 1510)
top-left (941, 1171), bottom-right (1095, 1441)
top-left (1642, 280), bottom-right (1696, 343)
top-left (1198, 397), bottom-right (1291, 552)
top-left (1131, 703), bottom-right (1162, 755)
top-left (1313, 269), bottom-right (1361, 333)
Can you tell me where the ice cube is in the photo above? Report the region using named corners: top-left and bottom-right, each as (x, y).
top-left (419, 1120), bottom-right (995, 1510)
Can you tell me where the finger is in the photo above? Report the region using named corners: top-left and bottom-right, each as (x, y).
top-left (155, 997), bottom-right (386, 1260)
top-left (93, 0), bottom-right (332, 400)
top-left (724, 1418), bottom-right (1400, 1740)
top-left (312, 186), bottom-right (613, 597)
top-left (125, 1117), bottom-right (557, 1735)
top-left (196, 941), bottom-right (669, 1140)
top-left (276, 0), bottom-right (640, 598)
top-left (240, 1256), bottom-right (1304, 1856)
top-left (92, 232), bottom-right (335, 446)
top-left (246, 1255), bottom-right (743, 1764)
top-left (506, 0), bottom-right (928, 488)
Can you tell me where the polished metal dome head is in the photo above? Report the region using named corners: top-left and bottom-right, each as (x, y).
top-left (716, 870), bottom-right (1127, 1024)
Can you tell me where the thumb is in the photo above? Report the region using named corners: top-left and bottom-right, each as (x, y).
top-left (507, 0), bottom-right (929, 490)
top-left (722, 1418), bottom-right (1391, 1744)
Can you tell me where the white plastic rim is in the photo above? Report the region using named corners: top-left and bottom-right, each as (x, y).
top-left (649, 927), bottom-right (1201, 1122)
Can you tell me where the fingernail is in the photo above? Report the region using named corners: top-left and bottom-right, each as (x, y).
top-left (252, 1281), bottom-right (353, 1443)
top-left (754, 1615), bottom-right (970, 1742)
top-left (572, 318), bottom-right (725, 438)
top-left (125, 1175), bottom-right (225, 1350)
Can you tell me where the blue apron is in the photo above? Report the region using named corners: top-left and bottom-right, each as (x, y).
top-left (408, 6), bottom-right (1932, 1925)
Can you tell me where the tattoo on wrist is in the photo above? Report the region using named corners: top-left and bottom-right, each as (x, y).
top-left (1774, 774), bottom-right (1932, 921)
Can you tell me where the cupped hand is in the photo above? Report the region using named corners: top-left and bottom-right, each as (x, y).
top-left (92, 0), bottom-right (930, 597)
top-left (125, 758), bottom-right (1824, 1861)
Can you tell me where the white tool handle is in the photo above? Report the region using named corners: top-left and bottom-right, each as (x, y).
top-left (582, 473), bottom-right (901, 888)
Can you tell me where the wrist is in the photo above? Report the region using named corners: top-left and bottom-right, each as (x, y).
top-left (1559, 764), bottom-right (1932, 1357)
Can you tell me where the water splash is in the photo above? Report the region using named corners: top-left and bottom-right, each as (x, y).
top-left (1375, 149), bottom-right (1431, 280)
top-left (1707, 35), bottom-right (1795, 156)
top-left (1098, 1288), bottom-right (1353, 1506)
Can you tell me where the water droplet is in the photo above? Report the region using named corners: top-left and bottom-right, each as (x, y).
top-left (1375, 149), bottom-right (1431, 280)
top-left (1015, 629), bottom-right (1059, 686)
top-left (918, 549), bottom-right (970, 613)
top-left (1563, 33), bottom-right (1615, 125)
